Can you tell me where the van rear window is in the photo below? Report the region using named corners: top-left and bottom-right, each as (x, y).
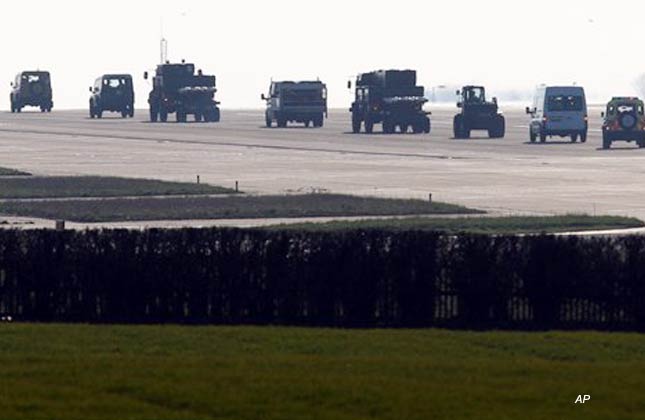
top-left (547, 95), bottom-right (583, 111)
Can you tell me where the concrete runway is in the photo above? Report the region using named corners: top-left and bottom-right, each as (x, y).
top-left (0, 105), bottom-right (644, 221)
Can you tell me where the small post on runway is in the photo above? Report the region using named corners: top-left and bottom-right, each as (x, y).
top-left (196, 175), bottom-right (200, 184)
top-left (55, 220), bottom-right (65, 231)
top-left (428, 193), bottom-right (433, 203)
top-left (235, 181), bottom-right (239, 193)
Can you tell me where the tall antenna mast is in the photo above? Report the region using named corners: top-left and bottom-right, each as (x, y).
top-left (160, 18), bottom-right (168, 64)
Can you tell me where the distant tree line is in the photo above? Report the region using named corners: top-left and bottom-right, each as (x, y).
top-left (0, 229), bottom-right (643, 330)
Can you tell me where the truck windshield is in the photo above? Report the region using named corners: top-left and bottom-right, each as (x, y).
top-left (548, 95), bottom-right (583, 111)
top-left (465, 88), bottom-right (485, 103)
top-left (105, 78), bottom-right (129, 88)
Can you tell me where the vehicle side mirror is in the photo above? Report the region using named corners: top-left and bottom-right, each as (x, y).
top-left (261, 93), bottom-right (266, 100)
top-left (89, 87), bottom-right (93, 93)
top-left (143, 71), bottom-right (149, 80)
top-left (493, 97), bottom-right (498, 104)
top-left (601, 112), bottom-right (605, 118)
top-left (347, 81), bottom-right (352, 90)
top-left (525, 107), bottom-right (531, 115)
top-left (456, 90), bottom-right (461, 96)
top-left (457, 102), bottom-right (463, 108)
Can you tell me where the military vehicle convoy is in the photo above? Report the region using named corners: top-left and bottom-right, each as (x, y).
top-left (262, 81), bottom-right (327, 128)
top-left (144, 61), bottom-right (220, 123)
top-left (453, 86), bottom-right (505, 139)
top-left (89, 74), bottom-right (134, 119)
top-left (349, 70), bottom-right (430, 134)
top-left (10, 71), bottom-right (54, 113)
top-left (601, 97), bottom-right (645, 149)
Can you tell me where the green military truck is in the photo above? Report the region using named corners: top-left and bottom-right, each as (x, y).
top-left (262, 81), bottom-right (327, 128)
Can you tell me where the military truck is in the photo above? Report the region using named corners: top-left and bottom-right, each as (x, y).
top-left (89, 74), bottom-right (134, 119)
top-left (453, 86), bottom-right (505, 139)
top-left (601, 97), bottom-right (645, 149)
top-left (10, 71), bottom-right (53, 113)
top-left (349, 70), bottom-right (431, 134)
top-left (144, 61), bottom-right (220, 123)
top-left (262, 81), bottom-right (327, 128)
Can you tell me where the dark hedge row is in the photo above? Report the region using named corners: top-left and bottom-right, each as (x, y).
top-left (0, 229), bottom-right (643, 330)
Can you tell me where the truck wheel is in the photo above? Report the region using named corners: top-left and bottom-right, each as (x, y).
top-left (424, 118), bottom-right (431, 134)
top-left (40, 106), bottom-right (46, 113)
top-left (364, 116), bottom-right (374, 134)
top-left (121, 110), bottom-right (128, 118)
top-left (314, 115), bottom-right (324, 128)
top-left (150, 107), bottom-right (158, 123)
top-left (399, 124), bottom-right (409, 134)
top-left (529, 128), bottom-right (536, 143)
top-left (89, 107), bottom-right (95, 119)
top-left (97, 109), bottom-right (103, 119)
top-left (304, 120), bottom-right (310, 128)
top-left (277, 118), bottom-right (287, 128)
top-left (383, 120), bottom-right (395, 134)
top-left (453, 115), bottom-right (466, 139)
top-left (351, 115), bottom-right (361, 133)
top-left (265, 112), bottom-right (272, 128)
top-left (195, 113), bottom-right (203, 123)
top-left (160, 110), bottom-right (168, 123)
top-left (176, 112), bottom-right (187, 123)
top-left (580, 131), bottom-right (587, 143)
top-left (490, 116), bottom-right (505, 138)
top-left (539, 131), bottom-right (547, 143)
top-left (602, 132), bottom-right (611, 150)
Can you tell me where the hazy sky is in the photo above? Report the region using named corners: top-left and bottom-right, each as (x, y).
top-left (1, 0), bottom-right (643, 109)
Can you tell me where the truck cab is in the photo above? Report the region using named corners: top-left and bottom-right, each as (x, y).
top-left (262, 81), bottom-right (327, 128)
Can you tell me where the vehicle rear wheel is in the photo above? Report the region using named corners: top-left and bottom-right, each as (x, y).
top-left (351, 115), bottom-right (361, 133)
top-left (121, 110), bottom-right (128, 118)
top-left (399, 124), bottom-right (409, 134)
top-left (539, 131), bottom-right (547, 143)
top-left (176, 111), bottom-right (187, 123)
top-left (265, 112), bottom-right (272, 128)
top-left (602, 132), bottom-right (611, 150)
top-left (304, 120), bottom-right (310, 128)
top-left (195, 112), bottom-right (203, 123)
top-left (277, 118), bottom-right (287, 128)
top-left (150, 107), bottom-right (158, 123)
top-left (97, 109), bottom-right (103, 119)
top-left (580, 131), bottom-right (587, 143)
top-left (570, 134), bottom-right (578, 143)
top-left (383, 120), bottom-right (395, 134)
top-left (314, 115), bottom-right (324, 128)
top-left (160, 109), bottom-right (168, 123)
top-left (365, 117), bottom-right (374, 134)
top-left (424, 117), bottom-right (431, 134)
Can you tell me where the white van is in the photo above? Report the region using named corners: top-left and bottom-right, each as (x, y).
top-left (526, 86), bottom-right (588, 143)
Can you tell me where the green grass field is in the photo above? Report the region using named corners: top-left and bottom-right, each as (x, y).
top-left (0, 176), bottom-right (235, 199)
top-left (274, 214), bottom-right (645, 234)
top-left (0, 194), bottom-right (478, 222)
top-left (0, 166), bottom-right (31, 176)
top-left (0, 324), bottom-right (642, 420)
